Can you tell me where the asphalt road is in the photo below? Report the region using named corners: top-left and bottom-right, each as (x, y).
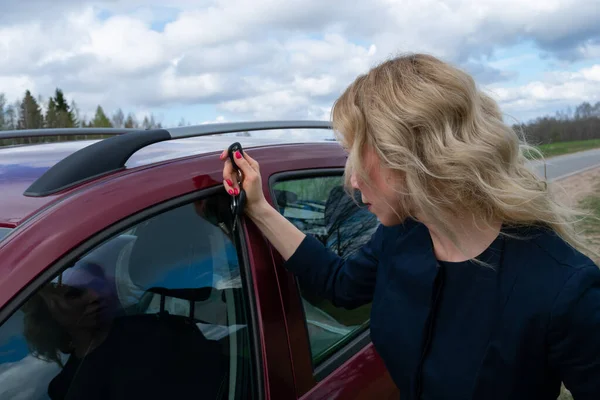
top-left (528, 148), bottom-right (600, 181)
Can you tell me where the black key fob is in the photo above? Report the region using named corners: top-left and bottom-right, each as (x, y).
top-left (228, 142), bottom-right (244, 172)
top-left (228, 142), bottom-right (246, 213)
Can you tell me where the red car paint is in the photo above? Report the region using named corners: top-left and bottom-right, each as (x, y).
top-left (0, 138), bottom-right (399, 399)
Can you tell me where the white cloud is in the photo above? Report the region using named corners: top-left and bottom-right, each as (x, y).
top-left (81, 15), bottom-right (166, 74)
top-left (0, 355), bottom-right (62, 400)
top-left (579, 42), bottom-right (600, 59)
top-left (0, 0), bottom-right (598, 125)
top-left (581, 65), bottom-right (600, 81)
top-left (0, 76), bottom-right (37, 105)
top-left (219, 90), bottom-right (310, 119)
top-left (486, 63), bottom-right (600, 122)
top-left (293, 75), bottom-right (337, 97)
top-left (176, 40), bottom-right (279, 75)
top-left (159, 68), bottom-right (224, 101)
top-left (201, 115), bottom-right (227, 124)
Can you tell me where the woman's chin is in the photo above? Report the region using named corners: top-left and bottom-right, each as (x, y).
top-left (376, 211), bottom-right (406, 227)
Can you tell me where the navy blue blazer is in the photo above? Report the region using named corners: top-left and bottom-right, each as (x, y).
top-left (284, 219), bottom-right (600, 400)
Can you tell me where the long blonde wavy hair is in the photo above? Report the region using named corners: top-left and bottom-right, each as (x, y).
top-left (332, 53), bottom-right (592, 256)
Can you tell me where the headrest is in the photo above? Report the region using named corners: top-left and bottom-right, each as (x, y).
top-left (128, 203), bottom-right (219, 290)
top-left (274, 189), bottom-right (298, 208)
top-left (146, 287), bottom-right (212, 302)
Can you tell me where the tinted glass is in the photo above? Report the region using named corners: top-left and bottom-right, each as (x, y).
top-left (0, 193), bottom-right (255, 399)
top-left (273, 175), bottom-right (379, 364)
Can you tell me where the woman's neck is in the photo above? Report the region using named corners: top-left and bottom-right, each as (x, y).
top-left (420, 215), bottom-right (503, 262)
top-left (70, 326), bottom-right (111, 358)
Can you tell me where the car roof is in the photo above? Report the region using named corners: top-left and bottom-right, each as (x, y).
top-left (0, 134), bottom-right (336, 228)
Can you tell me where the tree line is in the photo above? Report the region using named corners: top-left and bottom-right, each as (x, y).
top-left (513, 101), bottom-right (600, 145)
top-left (0, 88), bottom-right (168, 146)
top-left (0, 89), bottom-right (163, 131)
top-left (1, 87), bottom-right (599, 147)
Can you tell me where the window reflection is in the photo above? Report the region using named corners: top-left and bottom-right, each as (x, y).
top-left (0, 194), bottom-right (254, 400)
top-left (273, 176), bottom-right (379, 364)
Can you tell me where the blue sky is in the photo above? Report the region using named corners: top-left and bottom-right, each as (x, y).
top-left (0, 0), bottom-right (598, 129)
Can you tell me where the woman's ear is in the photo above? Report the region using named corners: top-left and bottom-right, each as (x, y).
top-left (384, 166), bottom-right (399, 184)
top-left (386, 169), bottom-right (409, 198)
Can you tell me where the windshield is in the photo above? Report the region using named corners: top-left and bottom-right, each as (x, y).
top-left (0, 227), bottom-right (12, 242)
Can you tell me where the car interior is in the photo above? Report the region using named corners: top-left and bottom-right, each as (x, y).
top-left (274, 182), bottom-right (378, 360)
top-left (0, 194), bottom-right (253, 400)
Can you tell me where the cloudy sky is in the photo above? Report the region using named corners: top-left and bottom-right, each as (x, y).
top-left (1, 0), bottom-right (599, 128)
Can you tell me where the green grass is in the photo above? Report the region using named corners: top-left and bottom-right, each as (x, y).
top-left (557, 178), bottom-right (600, 400)
top-left (525, 139), bottom-right (600, 159)
top-left (576, 178), bottom-right (600, 266)
top-left (274, 176), bottom-right (342, 202)
top-left (578, 194), bottom-right (600, 236)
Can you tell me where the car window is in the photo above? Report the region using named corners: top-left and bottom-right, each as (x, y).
top-left (0, 193), bottom-right (255, 399)
top-left (272, 175), bottom-right (379, 365)
top-left (0, 228), bottom-right (12, 242)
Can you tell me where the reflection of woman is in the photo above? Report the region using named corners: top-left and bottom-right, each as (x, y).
top-left (22, 262), bottom-right (120, 398)
top-left (23, 260), bottom-right (228, 399)
top-left (222, 54), bottom-right (600, 398)
top-left (23, 263), bottom-right (118, 367)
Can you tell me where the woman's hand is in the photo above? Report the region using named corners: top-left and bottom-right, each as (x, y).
top-left (220, 148), bottom-right (268, 217)
top-left (219, 146), bottom-right (307, 260)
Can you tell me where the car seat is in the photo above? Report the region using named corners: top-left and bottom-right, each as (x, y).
top-left (120, 203), bottom-right (240, 398)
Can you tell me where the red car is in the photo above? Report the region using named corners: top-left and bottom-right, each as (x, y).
top-left (0, 121), bottom-right (399, 399)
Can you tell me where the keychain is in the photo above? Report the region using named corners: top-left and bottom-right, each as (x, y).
top-left (228, 142), bottom-right (246, 232)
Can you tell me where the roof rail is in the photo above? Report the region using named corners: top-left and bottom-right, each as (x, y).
top-left (0, 127), bottom-right (141, 140)
top-left (23, 120), bottom-right (333, 197)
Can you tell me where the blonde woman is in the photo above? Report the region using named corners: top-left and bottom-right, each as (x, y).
top-left (221, 54), bottom-right (600, 399)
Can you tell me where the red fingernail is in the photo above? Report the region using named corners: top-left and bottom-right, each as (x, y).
top-left (235, 151), bottom-right (242, 159)
top-left (234, 188), bottom-right (239, 195)
top-left (228, 189), bottom-right (234, 195)
top-left (226, 179), bottom-right (233, 186)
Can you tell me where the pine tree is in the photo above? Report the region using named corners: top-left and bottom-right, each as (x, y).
top-left (0, 94), bottom-right (5, 130)
top-left (142, 115), bottom-right (151, 129)
top-left (112, 108), bottom-right (125, 128)
top-left (149, 114), bottom-right (159, 128)
top-left (140, 113), bottom-right (161, 129)
top-left (53, 88), bottom-right (75, 127)
top-left (124, 113), bottom-right (138, 128)
top-left (54, 89), bottom-right (68, 112)
top-left (70, 100), bottom-right (81, 127)
top-left (45, 98), bottom-right (58, 128)
top-left (18, 90), bottom-right (43, 129)
top-left (92, 106), bottom-right (113, 127)
top-left (5, 105), bottom-right (16, 130)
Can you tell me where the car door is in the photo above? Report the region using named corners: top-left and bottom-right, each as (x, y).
top-left (267, 168), bottom-right (400, 400)
top-left (0, 153), bottom-right (285, 399)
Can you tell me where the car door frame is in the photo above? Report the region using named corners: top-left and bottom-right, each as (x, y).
top-left (0, 152), bottom-right (296, 400)
top-left (262, 162), bottom-right (399, 399)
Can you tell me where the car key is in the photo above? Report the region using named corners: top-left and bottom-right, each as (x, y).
top-left (228, 141), bottom-right (244, 173)
top-left (228, 142), bottom-right (246, 231)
